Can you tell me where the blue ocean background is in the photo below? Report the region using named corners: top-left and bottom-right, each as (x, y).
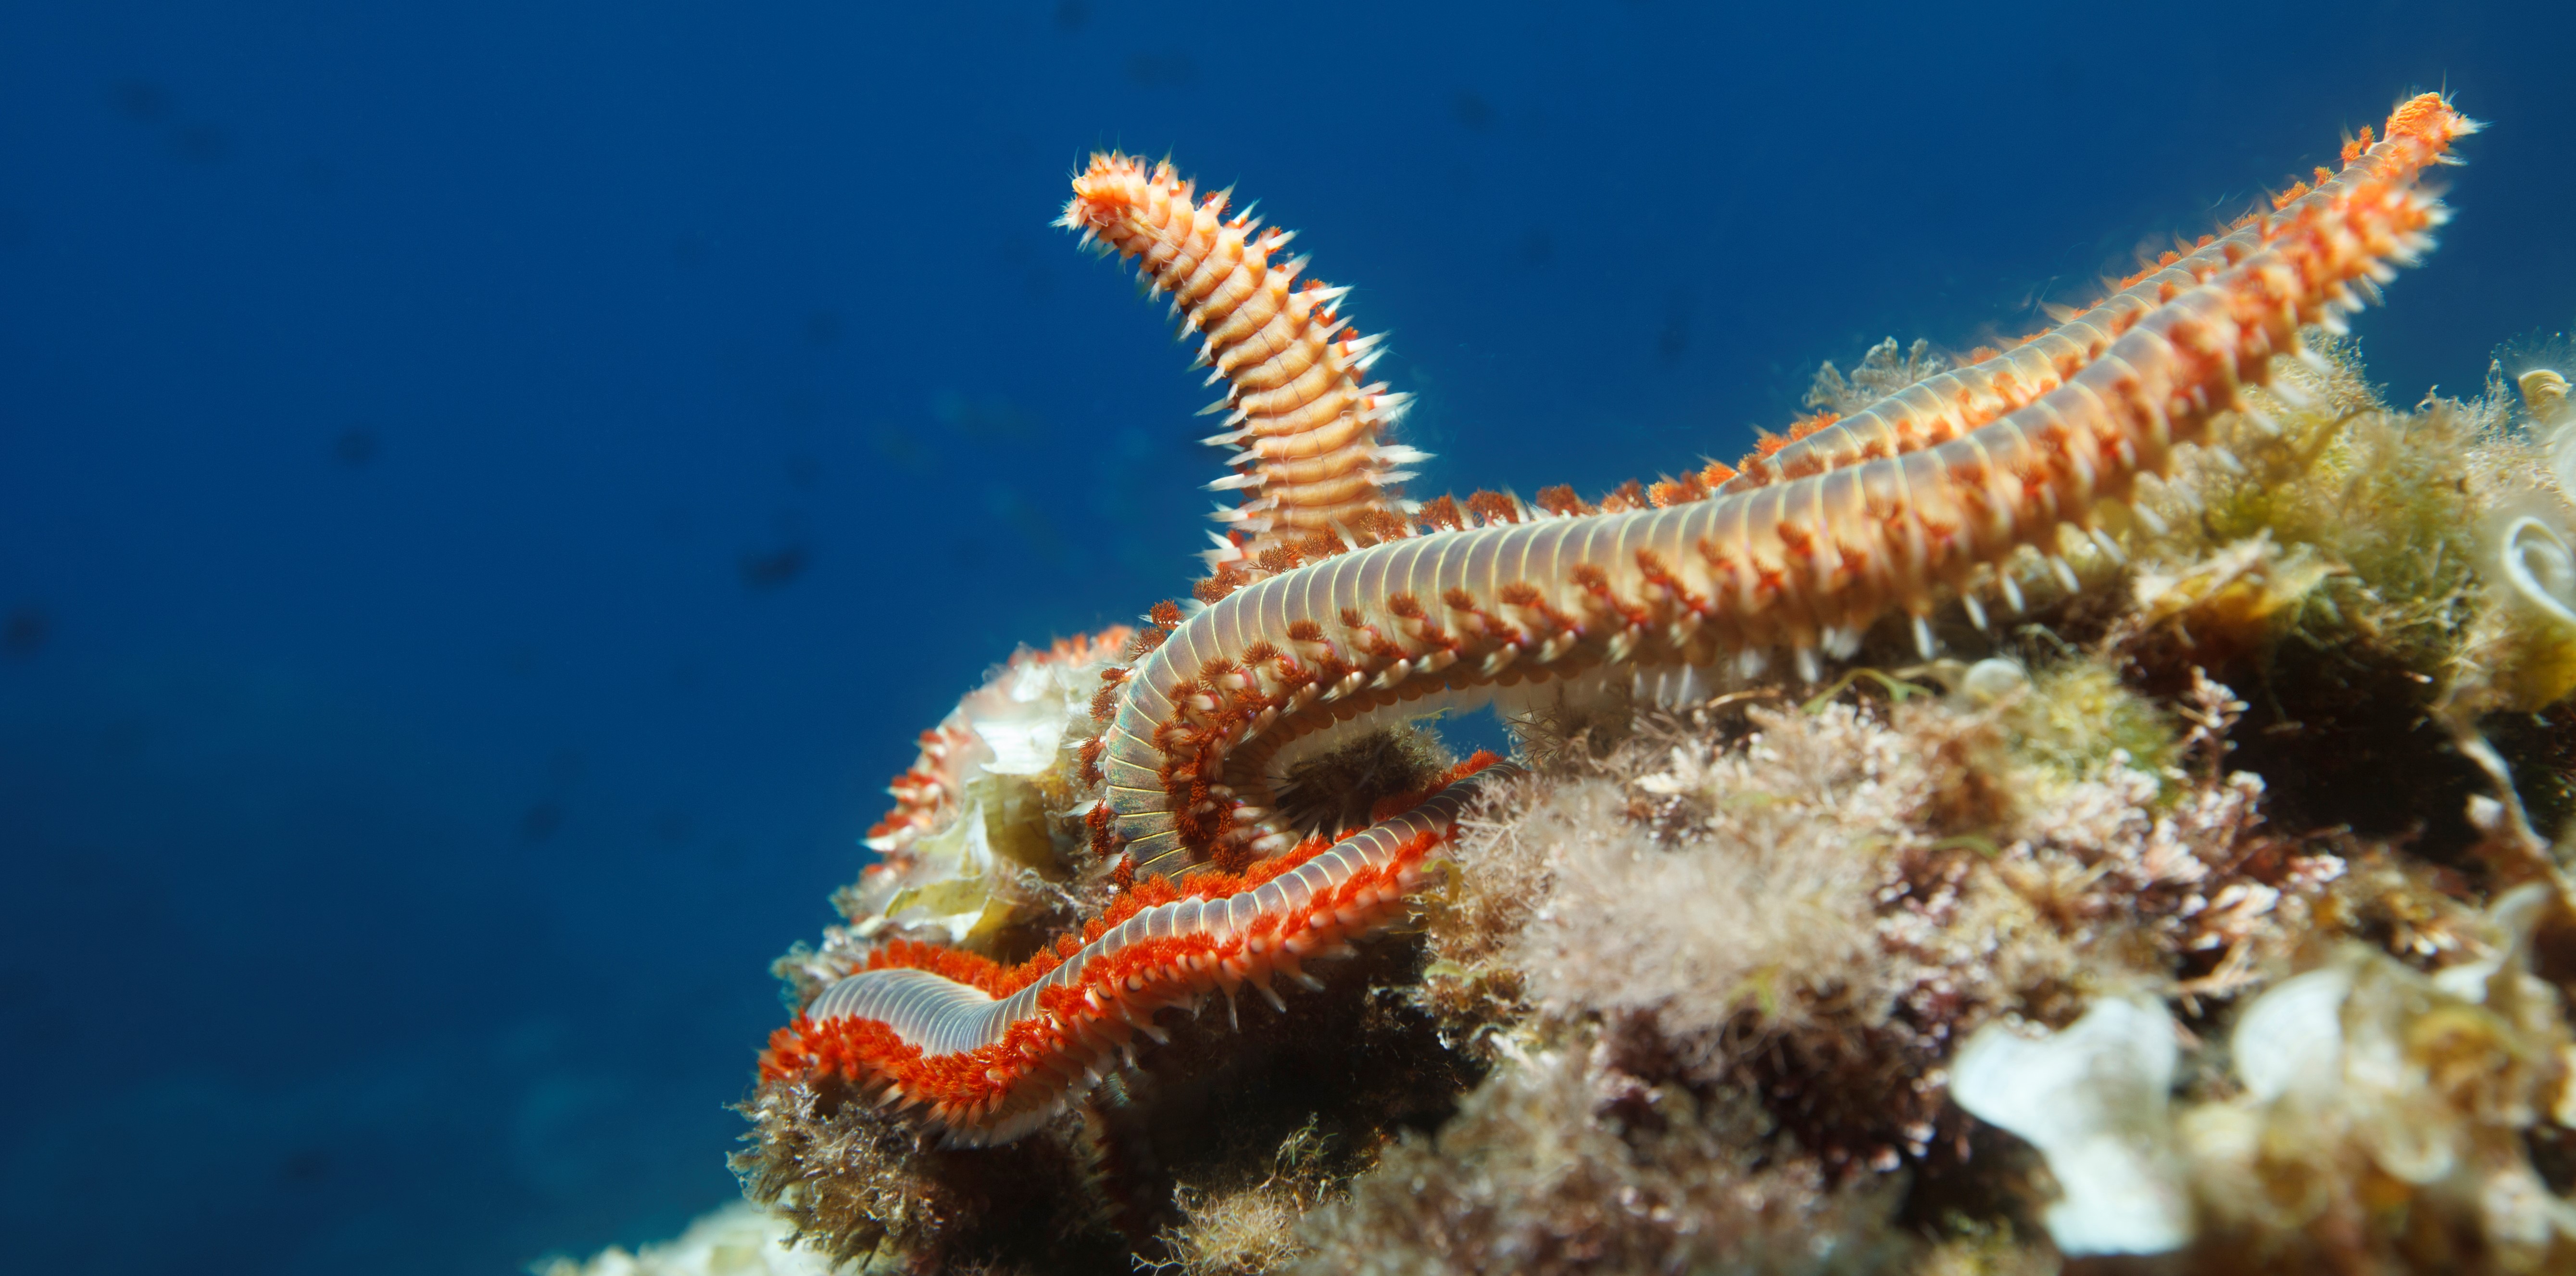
top-left (2, 2), bottom-right (2569, 1271)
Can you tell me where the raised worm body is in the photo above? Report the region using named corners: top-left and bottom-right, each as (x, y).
top-left (1059, 154), bottom-right (1425, 573)
top-left (774, 94), bottom-right (2474, 1146)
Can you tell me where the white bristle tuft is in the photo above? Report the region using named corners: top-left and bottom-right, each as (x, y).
top-left (2088, 527), bottom-right (2127, 565)
top-left (2046, 555), bottom-right (2080, 593)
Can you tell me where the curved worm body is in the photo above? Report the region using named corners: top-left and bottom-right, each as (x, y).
top-left (768, 767), bottom-right (1502, 1146)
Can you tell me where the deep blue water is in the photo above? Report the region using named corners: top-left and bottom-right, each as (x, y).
top-left (2, 2), bottom-right (2570, 1271)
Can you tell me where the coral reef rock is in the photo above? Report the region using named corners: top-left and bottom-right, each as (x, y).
top-left (690, 94), bottom-right (2576, 1274)
top-left (537, 1202), bottom-right (841, 1276)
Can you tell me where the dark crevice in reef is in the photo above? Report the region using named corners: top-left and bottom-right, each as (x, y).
top-left (2104, 580), bottom-right (2498, 873)
top-left (2219, 648), bottom-right (2487, 870)
top-left (2139, 620), bottom-right (2576, 892)
top-left (1891, 1116), bottom-right (2055, 1253)
top-left (1272, 723), bottom-right (1458, 839)
top-left (1733, 1011), bottom-right (1944, 1182)
top-left (2487, 700), bottom-right (2576, 843)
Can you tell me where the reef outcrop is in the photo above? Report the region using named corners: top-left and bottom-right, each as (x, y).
top-left (695, 91), bottom-right (2576, 1275)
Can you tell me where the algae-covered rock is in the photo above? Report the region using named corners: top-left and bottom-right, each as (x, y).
top-left (692, 329), bottom-right (2576, 1275)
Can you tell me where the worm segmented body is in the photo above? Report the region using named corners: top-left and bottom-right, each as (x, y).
top-left (765, 768), bottom-right (1500, 1146)
top-left (1727, 97), bottom-right (2472, 494)
top-left (774, 94), bottom-right (2473, 1147)
top-left (1058, 153), bottom-right (1424, 573)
